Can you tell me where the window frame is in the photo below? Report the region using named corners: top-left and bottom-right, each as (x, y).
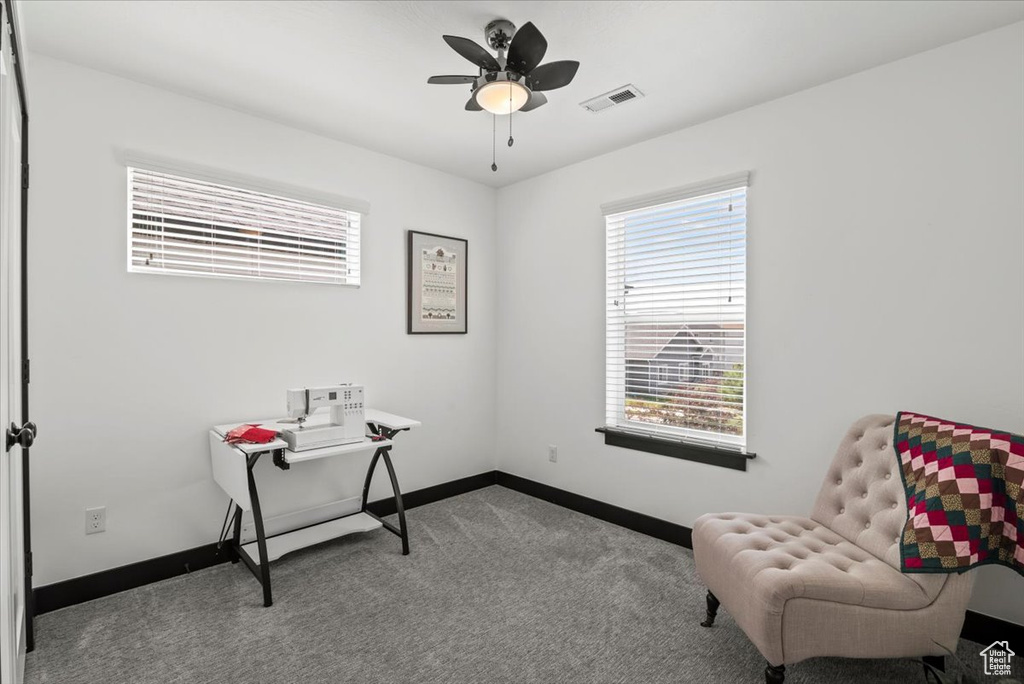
top-left (599, 173), bottom-right (755, 470)
top-left (124, 154), bottom-right (369, 287)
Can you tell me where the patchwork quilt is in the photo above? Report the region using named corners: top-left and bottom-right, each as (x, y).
top-left (894, 411), bottom-right (1024, 575)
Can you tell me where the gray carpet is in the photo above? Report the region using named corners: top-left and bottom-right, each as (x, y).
top-left (25, 486), bottom-right (1006, 684)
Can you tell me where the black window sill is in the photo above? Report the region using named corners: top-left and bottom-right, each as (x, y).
top-left (595, 427), bottom-right (755, 471)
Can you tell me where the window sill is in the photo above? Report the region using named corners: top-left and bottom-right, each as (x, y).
top-left (595, 427), bottom-right (755, 471)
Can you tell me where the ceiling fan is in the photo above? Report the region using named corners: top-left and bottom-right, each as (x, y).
top-left (428, 19), bottom-right (580, 171)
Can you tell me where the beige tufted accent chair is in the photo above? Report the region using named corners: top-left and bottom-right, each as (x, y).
top-left (692, 415), bottom-right (974, 684)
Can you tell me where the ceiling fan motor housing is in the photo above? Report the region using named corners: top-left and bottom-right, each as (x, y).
top-left (485, 19), bottom-right (516, 51)
top-left (474, 70), bottom-right (527, 90)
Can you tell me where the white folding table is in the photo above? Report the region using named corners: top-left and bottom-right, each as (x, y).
top-left (209, 409), bottom-right (421, 607)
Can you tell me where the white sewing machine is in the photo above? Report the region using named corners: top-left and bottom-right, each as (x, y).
top-left (277, 384), bottom-right (365, 451)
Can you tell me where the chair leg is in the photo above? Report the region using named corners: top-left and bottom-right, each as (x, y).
top-left (700, 590), bottom-right (720, 627)
top-left (922, 655), bottom-right (945, 681)
top-left (765, 663), bottom-right (785, 684)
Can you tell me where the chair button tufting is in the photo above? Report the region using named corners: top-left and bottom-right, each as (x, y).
top-left (856, 460), bottom-right (863, 467)
top-left (836, 478), bottom-right (842, 485)
top-left (839, 508), bottom-right (845, 514)
top-left (891, 502), bottom-right (898, 509)
top-left (884, 473), bottom-right (891, 480)
top-left (864, 522), bottom-right (871, 529)
top-left (861, 492), bottom-right (868, 499)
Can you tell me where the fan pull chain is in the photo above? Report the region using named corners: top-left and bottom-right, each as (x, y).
top-left (491, 114), bottom-right (497, 172)
top-left (508, 81), bottom-right (514, 147)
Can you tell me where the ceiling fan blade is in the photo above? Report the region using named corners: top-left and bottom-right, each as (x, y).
top-left (428, 75), bottom-right (477, 85)
top-left (506, 22), bottom-right (547, 74)
top-left (443, 35), bottom-right (500, 72)
top-left (528, 60), bottom-right (579, 92)
top-left (465, 95), bottom-right (482, 111)
top-left (520, 92), bottom-right (547, 112)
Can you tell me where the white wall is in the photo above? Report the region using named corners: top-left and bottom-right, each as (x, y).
top-left (495, 23), bottom-right (1024, 623)
top-left (28, 55), bottom-right (497, 586)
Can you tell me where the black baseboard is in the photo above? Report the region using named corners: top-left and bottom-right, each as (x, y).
top-left (34, 470), bottom-right (498, 616)
top-left (961, 609), bottom-right (1024, 649)
top-left (33, 542), bottom-right (232, 616)
top-left (495, 471), bottom-right (692, 548)
top-left (494, 472), bottom-right (1023, 650)
top-left (366, 470), bottom-right (496, 518)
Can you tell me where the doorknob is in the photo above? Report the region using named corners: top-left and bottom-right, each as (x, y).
top-left (6, 421), bottom-right (36, 451)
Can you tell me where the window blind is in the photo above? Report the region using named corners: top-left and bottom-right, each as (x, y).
top-left (128, 167), bottom-right (361, 286)
top-left (604, 176), bottom-right (748, 450)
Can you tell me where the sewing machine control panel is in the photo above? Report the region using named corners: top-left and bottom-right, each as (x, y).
top-left (341, 387), bottom-right (364, 417)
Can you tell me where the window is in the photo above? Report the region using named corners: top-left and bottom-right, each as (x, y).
top-left (128, 166), bottom-right (363, 286)
top-left (603, 173), bottom-right (749, 456)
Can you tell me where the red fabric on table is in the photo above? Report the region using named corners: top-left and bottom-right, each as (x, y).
top-left (224, 424), bottom-right (278, 445)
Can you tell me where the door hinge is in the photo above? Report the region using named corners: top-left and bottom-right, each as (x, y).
top-left (23, 358), bottom-right (29, 383)
top-left (21, 162), bottom-right (29, 190)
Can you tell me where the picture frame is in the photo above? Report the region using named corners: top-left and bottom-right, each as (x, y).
top-left (407, 230), bottom-right (468, 334)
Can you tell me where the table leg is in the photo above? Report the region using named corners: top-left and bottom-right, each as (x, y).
top-left (246, 460), bottom-right (273, 607)
top-left (360, 448), bottom-right (382, 511)
top-left (230, 504), bottom-right (243, 564)
top-left (360, 445), bottom-right (410, 555)
top-left (379, 447), bottom-right (409, 555)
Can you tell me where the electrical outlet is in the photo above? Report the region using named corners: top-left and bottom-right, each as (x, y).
top-left (548, 445), bottom-right (558, 463)
top-left (86, 506), bottom-right (106, 535)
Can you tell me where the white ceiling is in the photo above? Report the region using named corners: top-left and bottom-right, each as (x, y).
top-left (19, 1), bottom-right (1024, 187)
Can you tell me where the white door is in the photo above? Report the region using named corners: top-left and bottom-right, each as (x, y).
top-left (0, 7), bottom-right (26, 682)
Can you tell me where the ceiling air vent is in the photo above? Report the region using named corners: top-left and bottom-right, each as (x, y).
top-left (580, 84), bottom-right (645, 113)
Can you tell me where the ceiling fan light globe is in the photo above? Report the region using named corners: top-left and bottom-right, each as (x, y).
top-left (475, 81), bottom-right (530, 115)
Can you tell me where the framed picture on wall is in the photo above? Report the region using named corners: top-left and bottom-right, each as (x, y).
top-left (407, 230), bottom-right (468, 334)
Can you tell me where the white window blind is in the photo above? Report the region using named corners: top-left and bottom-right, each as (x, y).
top-left (604, 173), bottom-right (748, 450)
top-left (128, 167), bottom-right (361, 286)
